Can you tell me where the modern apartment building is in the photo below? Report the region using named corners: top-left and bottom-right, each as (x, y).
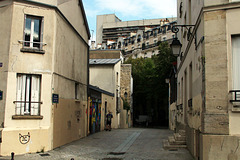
top-left (167, 0), bottom-right (240, 159)
top-left (0, 0), bottom-right (89, 156)
top-left (96, 14), bottom-right (176, 50)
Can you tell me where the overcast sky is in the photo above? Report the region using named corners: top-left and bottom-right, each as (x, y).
top-left (82, 0), bottom-right (177, 41)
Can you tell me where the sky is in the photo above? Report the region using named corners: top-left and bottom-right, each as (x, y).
top-left (82, 0), bottom-right (177, 41)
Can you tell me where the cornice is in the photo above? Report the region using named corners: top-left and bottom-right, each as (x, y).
top-left (203, 2), bottom-right (240, 12)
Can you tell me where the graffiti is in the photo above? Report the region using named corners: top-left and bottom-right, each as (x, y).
top-left (19, 132), bottom-right (30, 144)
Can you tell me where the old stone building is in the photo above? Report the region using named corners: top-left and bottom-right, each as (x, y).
top-left (120, 64), bottom-right (133, 128)
top-left (0, 0), bottom-right (89, 156)
top-left (167, 0), bottom-right (240, 159)
top-left (120, 21), bottom-right (177, 60)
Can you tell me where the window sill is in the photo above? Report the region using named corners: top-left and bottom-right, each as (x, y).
top-left (12, 115), bottom-right (43, 120)
top-left (20, 48), bottom-right (45, 54)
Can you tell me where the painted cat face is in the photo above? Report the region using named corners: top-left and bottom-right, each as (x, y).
top-left (19, 132), bottom-right (30, 144)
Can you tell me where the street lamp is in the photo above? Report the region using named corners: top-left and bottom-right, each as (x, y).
top-left (170, 24), bottom-right (195, 56)
top-left (170, 38), bottom-right (182, 56)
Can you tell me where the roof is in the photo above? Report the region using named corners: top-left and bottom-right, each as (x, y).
top-left (89, 59), bottom-right (121, 65)
top-left (78, 0), bottom-right (91, 39)
top-left (89, 85), bottom-right (114, 97)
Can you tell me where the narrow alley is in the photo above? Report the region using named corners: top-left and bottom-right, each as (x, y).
top-left (0, 128), bottom-right (193, 160)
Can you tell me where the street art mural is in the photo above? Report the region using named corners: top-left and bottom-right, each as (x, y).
top-left (89, 98), bottom-right (101, 134)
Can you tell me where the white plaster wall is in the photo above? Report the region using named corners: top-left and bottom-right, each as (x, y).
top-left (90, 65), bottom-right (115, 93)
top-left (57, 0), bottom-right (89, 42)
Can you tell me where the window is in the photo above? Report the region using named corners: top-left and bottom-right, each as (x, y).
top-left (24, 15), bottom-right (43, 49)
top-left (232, 36), bottom-right (240, 90)
top-left (75, 83), bottom-right (79, 100)
top-left (15, 74), bottom-right (41, 116)
top-left (231, 36), bottom-right (240, 103)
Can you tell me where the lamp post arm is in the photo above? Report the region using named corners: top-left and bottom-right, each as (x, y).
top-left (172, 25), bottom-right (195, 33)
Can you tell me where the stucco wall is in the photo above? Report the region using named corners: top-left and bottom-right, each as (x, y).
top-left (90, 61), bottom-right (121, 128)
top-left (0, 1), bottom-right (89, 155)
top-left (0, 4), bottom-right (12, 129)
top-left (101, 94), bottom-right (117, 129)
top-left (1, 2), bottom-right (55, 155)
top-left (90, 64), bottom-right (119, 94)
top-left (57, 0), bottom-right (89, 42)
top-left (52, 9), bottom-right (88, 148)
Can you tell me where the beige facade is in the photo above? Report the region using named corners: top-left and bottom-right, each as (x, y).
top-left (170, 0), bottom-right (240, 159)
top-left (88, 85), bottom-right (115, 134)
top-left (0, 0), bottom-right (89, 156)
top-left (89, 59), bottom-right (121, 129)
top-left (101, 93), bottom-right (115, 131)
top-left (120, 21), bottom-right (177, 60)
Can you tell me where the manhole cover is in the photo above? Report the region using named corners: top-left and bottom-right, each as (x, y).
top-left (102, 158), bottom-right (123, 160)
top-left (108, 152), bottom-right (125, 155)
top-left (39, 153), bottom-right (50, 156)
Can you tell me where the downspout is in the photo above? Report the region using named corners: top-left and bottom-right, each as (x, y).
top-left (87, 45), bottom-right (90, 136)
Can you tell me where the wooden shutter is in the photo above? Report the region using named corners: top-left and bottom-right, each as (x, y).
top-left (16, 74), bottom-right (26, 115)
top-left (31, 75), bottom-right (40, 115)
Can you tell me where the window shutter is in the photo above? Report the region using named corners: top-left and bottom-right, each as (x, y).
top-left (16, 75), bottom-right (26, 115)
top-left (23, 15), bottom-right (26, 42)
top-left (31, 75), bottom-right (40, 115)
top-left (40, 18), bottom-right (44, 49)
top-left (24, 76), bottom-right (31, 114)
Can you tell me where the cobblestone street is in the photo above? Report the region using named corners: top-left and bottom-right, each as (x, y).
top-left (0, 128), bottom-right (193, 160)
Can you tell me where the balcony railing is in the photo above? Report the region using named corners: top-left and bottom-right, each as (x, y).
top-left (13, 101), bottom-right (42, 116)
top-left (230, 90), bottom-right (240, 102)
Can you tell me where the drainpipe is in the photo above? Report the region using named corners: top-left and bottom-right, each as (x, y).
top-left (87, 45), bottom-right (90, 136)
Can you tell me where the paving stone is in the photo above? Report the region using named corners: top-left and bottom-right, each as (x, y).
top-left (0, 128), bottom-right (193, 160)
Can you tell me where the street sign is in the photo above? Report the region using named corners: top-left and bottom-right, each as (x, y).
top-left (0, 91), bottom-right (2, 100)
top-left (52, 94), bottom-right (59, 104)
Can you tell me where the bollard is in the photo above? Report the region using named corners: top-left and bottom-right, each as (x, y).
top-left (11, 152), bottom-right (14, 160)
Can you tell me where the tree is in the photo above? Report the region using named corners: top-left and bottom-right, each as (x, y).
top-left (124, 42), bottom-right (176, 127)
